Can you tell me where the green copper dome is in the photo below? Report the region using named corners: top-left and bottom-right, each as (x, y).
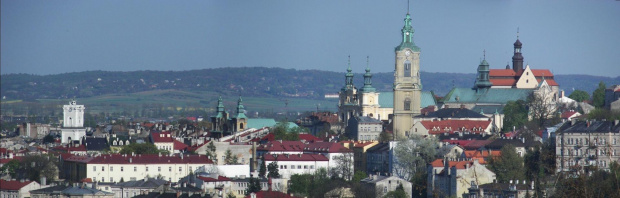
top-left (395, 13), bottom-right (420, 52)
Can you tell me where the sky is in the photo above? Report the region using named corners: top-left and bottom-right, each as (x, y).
top-left (1, 0), bottom-right (619, 77)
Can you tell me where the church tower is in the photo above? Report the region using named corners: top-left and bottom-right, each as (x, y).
top-left (512, 36), bottom-right (524, 74)
top-left (234, 96), bottom-right (247, 131)
top-left (359, 56), bottom-right (380, 119)
top-left (393, 13), bottom-right (422, 139)
top-left (475, 54), bottom-right (492, 90)
top-left (61, 100), bottom-right (86, 144)
top-left (338, 56), bottom-right (360, 127)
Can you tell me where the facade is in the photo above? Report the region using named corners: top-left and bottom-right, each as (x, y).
top-left (19, 123), bottom-right (50, 139)
top-left (365, 142), bottom-right (396, 176)
top-left (150, 131), bottom-right (174, 153)
top-left (351, 141), bottom-right (379, 173)
top-left (359, 175), bottom-right (412, 198)
top-left (346, 116), bottom-right (382, 141)
top-left (0, 179), bottom-right (41, 198)
top-left (263, 153), bottom-right (329, 179)
top-left (555, 120), bottom-right (620, 173)
top-left (96, 178), bottom-right (168, 198)
top-left (605, 85), bottom-right (620, 110)
top-left (411, 120), bottom-right (493, 137)
top-left (464, 181), bottom-right (534, 198)
top-left (428, 159), bottom-right (496, 198)
top-left (392, 13), bottom-right (422, 139)
top-left (61, 100), bottom-right (87, 144)
top-left (62, 154), bottom-right (213, 182)
top-left (211, 96), bottom-right (248, 135)
top-left (30, 184), bottom-right (113, 198)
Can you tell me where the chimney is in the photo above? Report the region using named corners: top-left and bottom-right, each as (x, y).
top-left (40, 176), bottom-right (46, 186)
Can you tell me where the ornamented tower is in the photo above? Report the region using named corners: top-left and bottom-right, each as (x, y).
top-left (358, 56), bottom-right (380, 119)
top-left (393, 13), bottom-right (422, 139)
top-left (338, 56), bottom-right (360, 127)
top-left (512, 36), bottom-right (524, 74)
top-left (475, 55), bottom-right (492, 90)
top-left (61, 100), bottom-right (86, 144)
top-left (234, 96), bottom-right (247, 131)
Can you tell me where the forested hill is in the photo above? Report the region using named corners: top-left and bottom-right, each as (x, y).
top-left (1, 67), bottom-right (618, 101)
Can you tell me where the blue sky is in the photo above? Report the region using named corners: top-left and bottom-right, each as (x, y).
top-left (2, 0), bottom-right (619, 77)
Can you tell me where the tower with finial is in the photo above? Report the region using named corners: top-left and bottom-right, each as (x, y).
top-left (234, 96), bottom-right (247, 131)
top-left (61, 100), bottom-right (86, 144)
top-left (338, 56), bottom-right (361, 127)
top-left (358, 56), bottom-right (380, 119)
top-left (475, 50), bottom-right (492, 90)
top-left (393, 7), bottom-right (422, 139)
top-left (512, 28), bottom-right (524, 74)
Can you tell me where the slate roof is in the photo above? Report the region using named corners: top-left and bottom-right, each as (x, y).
top-left (83, 137), bottom-right (109, 151)
top-left (356, 116), bottom-right (382, 124)
top-left (479, 183), bottom-right (531, 191)
top-left (417, 108), bottom-right (487, 118)
top-left (420, 120), bottom-right (491, 135)
top-left (377, 91), bottom-right (437, 108)
top-left (366, 143), bottom-right (391, 153)
top-left (559, 120), bottom-right (620, 133)
top-left (197, 176), bottom-right (232, 182)
top-left (30, 184), bottom-right (69, 194)
top-left (484, 138), bottom-right (527, 149)
top-left (304, 142), bottom-right (352, 153)
top-left (471, 105), bottom-right (504, 114)
top-left (112, 178), bottom-right (167, 188)
top-left (443, 88), bottom-right (532, 104)
top-left (61, 185), bottom-right (114, 196)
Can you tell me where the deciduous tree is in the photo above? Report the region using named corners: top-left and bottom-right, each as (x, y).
top-left (568, 90), bottom-right (590, 103)
top-left (487, 144), bottom-right (525, 183)
top-left (393, 135), bottom-right (438, 181)
top-left (592, 81), bottom-right (607, 108)
top-left (267, 161), bottom-right (280, 178)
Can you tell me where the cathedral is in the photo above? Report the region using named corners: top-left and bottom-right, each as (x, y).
top-left (338, 12), bottom-right (431, 139)
top-left (211, 96), bottom-right (248, 136)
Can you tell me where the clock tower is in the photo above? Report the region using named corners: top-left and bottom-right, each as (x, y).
top-left (393, 13), bottom-right (422, 139)
top-left (61, 100), bottom-right (86, 144)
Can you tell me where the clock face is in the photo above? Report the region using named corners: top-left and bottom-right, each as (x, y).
top-left (68, 108), bottom-right (72, 112)
top-left (406, 32), bottom-right (410, 35)
top-left (405, 51), bottom-right (411, 56)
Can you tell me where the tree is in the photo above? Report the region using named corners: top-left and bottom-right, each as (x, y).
top-left (288, 174), bottom-right (312, 197)
top-left (258, 160), bottom-right (266, 178)
top-left (352, 171), bottom-right (367, 183)
top-left (267, 161), bottom-right (280, 178)
top-left (554, 162), bottom-right (620, 198)
top-left (0, 159), bottom-right (20, 177)
top-left (527, 91), bottom-right (558, 128)
top-left (568, 90), bottom-right (590, 102)
top-left (224, 149), bottom-right (238, 165)
top-left (592, 81), bottom-right (606, 108)
top-left (205, 141), bottom-right (217, 164)
top-left (120, 143), bottom-right (167, 155)
top-left (245, 175), bottom-right (262, 195)
top-left (502, 100), bottom-right (528, 132)
top-left (487, 144), bottom-right (525, 183)
top-left (393, 135), bottom-right (438, 181)
top-left (330, 151), bottom-right (354, 180)
top-left (383, 184), bottom-right (408, 198)
top-left (14, 154), bottom-right (59, 183)
top-left (43, 134), bottom-right (55, 144)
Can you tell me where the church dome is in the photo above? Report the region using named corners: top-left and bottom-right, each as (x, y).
top-left (514, 39), bottom-right (522, 47)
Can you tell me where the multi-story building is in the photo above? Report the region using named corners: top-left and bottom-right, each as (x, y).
top-left (346, 116), bottom-right (382, 141)
top-left (61, 100), bottom-right (86, 144)
top-left (350, 141), bottom-right (379, 173)
top-left (96, 177), bottom-right (168, 198)
top-left (556, 120), bottom-right (620, 173)
top-left (63, 153), bottom-right (213, 182)
top-left (464, 180), bottom-right (534, 198)
top-left (359, 175), bottom-right (412, 198)
top-left (30, 184), bottom-right (114, 198)
top-left (366, 142), bottom-right (396, 176)
top-left (263, 153), bottom-right (329, 179)
top-left (427, 159), bottom-right (496, 198)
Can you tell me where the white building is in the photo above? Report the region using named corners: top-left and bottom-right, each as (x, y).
top-left (63, 153), bottom-right (214, 183)
top-left (263, 153), bottom-right (329, 179)
top-left (427, 159), bottom-right (496, 198)
top-left (0, 179), bottom-right (41, 198)
top-left (61, 100), bottom-right (86, 144)
top-left (151, 131), bottom-right (174, 153)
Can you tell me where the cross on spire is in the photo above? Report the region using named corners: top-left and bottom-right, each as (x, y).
top-left (407, 0), bottom-right (410, 14)
top-left (517, 27), bottom-right (520, 39)
top-left (483, 49), bottom-right (486, 60)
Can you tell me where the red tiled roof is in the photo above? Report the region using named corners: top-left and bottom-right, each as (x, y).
top-left (489, 69), bottom-right (517, 77)
top-left (0, 157), bottom-right (22, 165)
top-left (151, 132), bottom-right (174, 143)
top-left (561, 111), bottom-right (579, 119)
top-left (54, 145), bottom-right (87, 152)
top-left (441, 140), bottom-right (474, 147)
top-left (304, 142), bottom-right (352, 153)
top-left (263, 153), bottom-right (328, 162)
top-left (65, 154), bottom-right (213, 164)
top-left (0, 179), bottom-right (34, 190)
top-left (430, 159), bottom-right (476, 169)
top-left (530, 69), bottom-right (554, 77)
top-left (256, 141), bottom-right (306, 153)
top-left (463, 140), bottom-right (493, 150)
top-left (537, 79), bottom-right (559, 86)
top-left (198, 176), bottom-right (232, 182)
top-left (463, 150), bottom-right (501, 158)
top-left (260, 133), bottom-right (322, 142)
top-left (81, 178), bottom-right (93, 183)
top-left (489, 79), bottom-right (517, 86)
top-left (0, 148), bottom-right (11, 154)
top-left (421, 120), bottom-right (491, 135)
top-left (173, 140), bottom-right (188, 151)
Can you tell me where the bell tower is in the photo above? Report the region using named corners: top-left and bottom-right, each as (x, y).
top-left (338, 56), bottom-right (360, 127)
top-left (393, 12), bottom-right (422, 139)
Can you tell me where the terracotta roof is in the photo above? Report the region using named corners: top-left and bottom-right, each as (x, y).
top-left (263, 153), bottom-right (328, 162)
top-left (245, 191), bottom-right (298, 198)
top-left (463, 150), bottom-right (501, 158)
top-left (304, 142), bottom-right (352, 153)
top-left (489, 69), bottom-right (517, 77)
top-left (530, 69), bottom-right (554, 77)
top-left (462, 140), bottom-right (493, 150)
top-left (561, 111), bottom-right (579, 119)
top-left (256, 141), bottom-right (306, 153)
top-left (173, 140), bottom-right (188, 151)
top-left (0, 179), bottom-right (34, 190)
top-left (420, 120), bottom-right (491, 135)
top-left (151, 132), bottom-right (174, 143)
top-left (489, 79), bottom-right (517, 86)
top-left (65, 154), bottom-right (213, 164)
top-left (198, 176), bottom-right (231, 182)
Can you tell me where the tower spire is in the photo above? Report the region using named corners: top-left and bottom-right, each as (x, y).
top-left (361, 56), bottom-right (375, 92)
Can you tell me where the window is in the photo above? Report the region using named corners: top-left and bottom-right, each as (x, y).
top-left (101, 177), bottom-right (105, 182)
top-left (169, 167), bottom-right (172, 172)
top-left (291, 165), bottom-right (295, 169)
top-left (121, 167), bottom-right (124, 172)
top-left (189, 166), bottom-right (192, 171)
top-left (158, 167), bottom-right (161, 172)
top-left (304, 165), bottom-right (308, 169)
top-left (179, 167), bottom-right (182, 172)
top-left (110, 177), bottom-right (113, 182)
top-left (298, 165), bottom-right (302, 169)
top-left (310, 165), bottom-right (314, 169)
top-left (384, 186), bottom-right (388, 193)
top-left (146, 167), bottom-right (149, 172)
top-left (130, 177), bottom-right (137, 181)
top-left (134, 167), bottom-right (137, 172)
top-left (404, 60), bottom-right (411, 77)
top-left (404, 98), bottom-right (411, 110)
top-left (102, 167), bottom-right (105, 171)
top-left (93, 166), bottom-right (96, 171)
top-left (110, 167), bottom-right (113, 172)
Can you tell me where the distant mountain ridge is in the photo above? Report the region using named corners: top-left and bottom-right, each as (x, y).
top-left (1, 67), bottom-right (618, 101)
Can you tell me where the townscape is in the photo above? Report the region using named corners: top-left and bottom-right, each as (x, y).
top-left (2, 3), bottom-right (620, 198)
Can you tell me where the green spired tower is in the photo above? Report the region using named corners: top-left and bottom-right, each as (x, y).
top-left (393, 12), bottom-right (422, 139)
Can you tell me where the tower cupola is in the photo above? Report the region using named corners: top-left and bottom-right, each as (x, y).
top-left (361, 56), bottom-right (376, 93)
top-left (512, 32), bottom-right (524, 74)
top-left (475, 52), bottom-right (492, 89)
top-left (236, 96), bottom-right (247, 119)
top-left (342, 56), bottom-right (355, 91)
top-left (395, 13), bottom-right (420, 52)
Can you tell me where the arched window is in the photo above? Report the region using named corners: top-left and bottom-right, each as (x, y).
top-left (404, 98), bottom-right (411, 110)
top-left (240, 123), bottom-right (244, 129)
top-left (404, 60), bottom-right (411, 77)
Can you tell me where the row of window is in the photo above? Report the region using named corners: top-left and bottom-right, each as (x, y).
top-left (93, 166), bottom-right (192, 172)
top-left (564, 148), bottom-right (617, 156)
top-left (565, 159), bottom-right (609, 167)
top-left (93, 177), bottom-right (137, 182)
top-left (562, 137), bottom-right (617, 145)
top-left (279, 164), bottom-right (315, 170)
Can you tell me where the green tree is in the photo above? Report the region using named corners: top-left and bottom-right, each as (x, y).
top-left (224, 149), bottom-right (238, 165)
top-left (587, 108), bottom-right (620, 120)
top-left (592, 81), bottom-right (606, 108)
top-left (43, 134), bottom-right (55, 144)
top-left (393, 135), bottom-right (438, 181)
top-left (383, 184), bottom-right (408, 198)
top-left (288, 174), bottom-right (312, 196)
top-left (245, 175), bottom-right (262, 195)
top-left (351, 171), bottom-right (367, 183)
top-left (267, 161), bottom-right (280, 178)
top-left (487, 144), bottom-right (525, 182)
top-left (568, 89), bottom-right (590, 102)
top-left (0, 159), bottom-right (20, 178)
top-left (15, 154), bottom-right (59, 183)
top-left (502, 100), bottom-right (528, 132)
top-left (120, 143), bottom-right (167, 155)
top-left (205, 141), bottom-right (217, 164)
top-left (258, 160), bottom-right (266, 178)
